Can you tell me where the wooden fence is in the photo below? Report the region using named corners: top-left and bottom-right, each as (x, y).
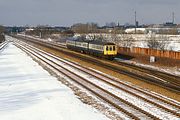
top-left (118, 47), bottom-right (180, 60)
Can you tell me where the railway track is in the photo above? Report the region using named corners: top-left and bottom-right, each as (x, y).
top-left (113, 59), bottom-right (180, 87)
top-left (12, 35), bottom-right (180, 93)
top-left (14, 40), bottom-right (180, 120)
top-left (0, 41), bottom-right (9, 51)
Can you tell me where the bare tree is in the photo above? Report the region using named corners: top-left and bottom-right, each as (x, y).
top-left (121, 35), bottom-right (135, 48)
top-left (110, 28), bottom-right (120, 44)
top-left (71, 23), bottom-right (98, 34)
top-left (158, 34), bottom-right (169, 50)
top-left (147, 33), bottom-right (158, 49)
top-left (110, 28), bottom-right (134, 47)
top-left (146, 33), bottom-right (169, 50)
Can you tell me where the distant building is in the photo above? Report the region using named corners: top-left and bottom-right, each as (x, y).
top-left (25, 28), bottom-right (34, 31)
top-left (125, 28), bottom-right (146, 34)
top-left (163, 22), bottom-right (176, 27)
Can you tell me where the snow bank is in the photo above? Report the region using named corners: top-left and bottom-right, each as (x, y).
top-left (0, 41), bottom-right (109, 120)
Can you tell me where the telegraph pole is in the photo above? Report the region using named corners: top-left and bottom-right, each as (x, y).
top-left (135, 11), bottom-right (137, 34)
top-left (172, 12), bottom-right (175, 24)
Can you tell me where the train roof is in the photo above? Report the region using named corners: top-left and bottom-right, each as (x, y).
top-left (67, 37), bottom-right (90, 42)
top-left (89, 40), bottom-right (115, 45)
top-left (67, 37), bottom-right (115, 45)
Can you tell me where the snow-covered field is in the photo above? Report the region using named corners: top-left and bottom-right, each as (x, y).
top-left (0, 42), bottom-right (110, 120)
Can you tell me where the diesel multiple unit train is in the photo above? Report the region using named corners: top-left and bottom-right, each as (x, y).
top-left (66, 38), bottom-right (117, 59)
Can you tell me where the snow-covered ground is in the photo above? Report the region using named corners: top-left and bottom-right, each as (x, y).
top-left (0, 43), bottom-right (110, 120)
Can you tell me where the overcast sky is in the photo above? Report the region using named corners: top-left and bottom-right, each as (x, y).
top-left (0, 0), bottom-right (179, 26)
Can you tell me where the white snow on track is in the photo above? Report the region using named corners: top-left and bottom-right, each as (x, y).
top-left (0, 43), bottom-right (110, 120)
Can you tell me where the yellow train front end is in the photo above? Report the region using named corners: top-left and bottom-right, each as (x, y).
top-left (104, 45), bottom-right (117, 59)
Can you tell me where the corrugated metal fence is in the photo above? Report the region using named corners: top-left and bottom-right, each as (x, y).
top-left (118, 47), bottom-right (180, 60)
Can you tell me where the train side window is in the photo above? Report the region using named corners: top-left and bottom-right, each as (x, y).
top-left (113, 46), bottom-right (115, 51)
top-left (110, 46), bottom-right (112, 51)
top-left (106, 46), bottom-right (108, 51)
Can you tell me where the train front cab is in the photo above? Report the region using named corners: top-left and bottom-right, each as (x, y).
top-left (104, 45), bottom-right (117, 59)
